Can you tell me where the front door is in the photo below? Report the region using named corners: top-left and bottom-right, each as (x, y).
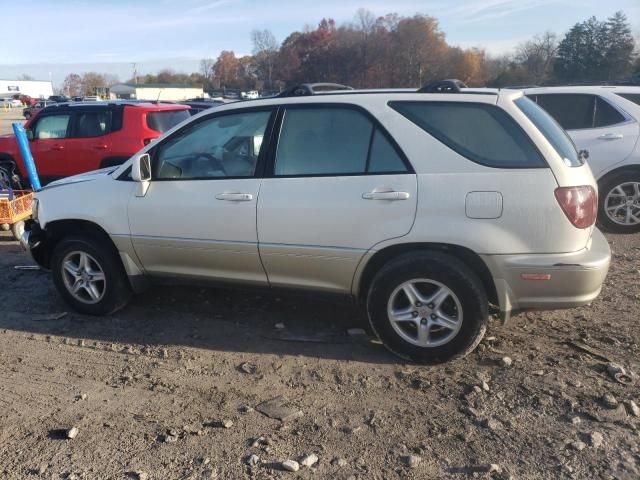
top-left (127, 108), bottom-right (275, 284)
top-left (29, 112), bottom-right (72, 183)
top-left (257, 105), bottom-right (418, 293)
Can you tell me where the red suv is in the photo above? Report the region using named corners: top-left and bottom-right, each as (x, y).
top-left (0, 101), bottom-right (190, 187)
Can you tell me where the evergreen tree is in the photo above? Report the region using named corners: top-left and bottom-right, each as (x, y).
top-left (554, 13), bottom-right (635, 83)
top-left (603, 11), bottom-right (635, 80)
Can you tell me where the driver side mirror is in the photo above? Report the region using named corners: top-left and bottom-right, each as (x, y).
top-left (132, 153), bottom-right (151, 197)
top-left (26, 129), bottom-right (34, 141)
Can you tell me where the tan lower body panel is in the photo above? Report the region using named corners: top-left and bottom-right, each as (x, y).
top-left (259, 243), bottom-right (365, 293)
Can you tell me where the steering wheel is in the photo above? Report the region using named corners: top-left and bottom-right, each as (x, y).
top-left (192, 152), bottom-right (226, 176)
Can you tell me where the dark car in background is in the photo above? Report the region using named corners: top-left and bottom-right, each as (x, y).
top-left (48, 95), bottom-right (70, 103)
top-left (23, 100), bottom-right (58, 119)
top-left (180, 98), bottom-right (226, 115)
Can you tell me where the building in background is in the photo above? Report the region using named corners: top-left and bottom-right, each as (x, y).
top-left (110, 83), bottom-right (204, 101)
top-left (0, 79), bottom-right (53, 99)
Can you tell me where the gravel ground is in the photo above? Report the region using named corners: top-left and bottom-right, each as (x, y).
top-left (0, 109), bottom-right (25, 135)
top-left (0, 229), bottom-right (638, 480)
top-left (0, 109), bottom-right (638, 478)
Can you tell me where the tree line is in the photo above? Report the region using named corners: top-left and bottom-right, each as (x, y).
top-left (58, 9), bottom-right (638, 96)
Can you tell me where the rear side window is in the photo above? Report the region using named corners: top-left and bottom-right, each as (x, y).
top-left (368, 129), bottom-right (407, 173)
top-left (532, 94), bottom-right (626, 129)
top-left (515, 97), bottom-right (582, 167)
top-left (616, 93), bottom-right (640, 106)
top-left (390, 101), bottom-right (545, 168)
top-left (274, 107), bottom-right (409, 176)
top-left (594, 97), bottom-right (626, 127)
top-left (75, 111), bottom-right (112, 137)
top-left (147, 110), bottom-right (191, 133)
top-left (533, 94), bottom-right (595, 130)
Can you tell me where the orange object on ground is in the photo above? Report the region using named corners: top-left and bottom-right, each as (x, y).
top-left (0, 190), bottom-right (33, 225)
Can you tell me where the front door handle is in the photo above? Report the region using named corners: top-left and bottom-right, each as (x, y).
top-left (598, 133), bottom-right (623, 140)
top-left (93, 144), bottom-right (108, 150)
top-left (215, 192), bottom-right (254, 201)
top-left (52, 145), bottom-right (64, 151)
top-left (362, 190), bottom-right (410, 200)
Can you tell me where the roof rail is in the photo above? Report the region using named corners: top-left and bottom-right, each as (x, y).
top-left (417, 79), bottom-right (468, 93)
top-left (277, 83), bottom-right (354, 98)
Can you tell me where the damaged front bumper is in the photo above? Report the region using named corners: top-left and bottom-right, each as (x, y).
top-left (19, 221), bottom-right (48, 269)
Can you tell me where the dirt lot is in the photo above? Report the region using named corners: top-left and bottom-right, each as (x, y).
top-left (0, 108), bottom-right (25, 135)
top-left (0, 229), bottom-right (638, 480)
top-left (0, 109), bottom-right (639, 479)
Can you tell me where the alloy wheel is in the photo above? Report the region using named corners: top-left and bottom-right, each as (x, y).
top-left (61, 251), bottom-right (106, 304)
top-left (387, 278), bottom-right (463, 348)
top-left (604, 182), bottom-right (640, 226)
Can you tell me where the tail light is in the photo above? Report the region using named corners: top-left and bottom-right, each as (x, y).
top-left (554, 186), bottom-right (597, 229)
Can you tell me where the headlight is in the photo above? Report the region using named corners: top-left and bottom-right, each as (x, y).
top-left (31, 198), bottom-right (39, 221)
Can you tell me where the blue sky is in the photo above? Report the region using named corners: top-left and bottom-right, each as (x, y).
top-left (0, 0), bottom-right (638, 85)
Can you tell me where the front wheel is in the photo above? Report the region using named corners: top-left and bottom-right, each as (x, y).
top-left (598, 171), bottom-right (640, 233)
top-left (51, 235), bottom-right (132, 315)
top-left (10, 220), bottom-right (24, 241)
top-left (367, 252), bottom-right (488, 364)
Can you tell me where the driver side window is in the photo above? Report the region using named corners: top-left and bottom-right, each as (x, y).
top-left (154, 110), bottom-right (271, 180)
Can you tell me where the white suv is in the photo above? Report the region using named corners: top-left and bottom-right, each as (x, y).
top-left (522, 86), bottom-right (640, 233)
top-left (21, 82), bottom-right (611, 363)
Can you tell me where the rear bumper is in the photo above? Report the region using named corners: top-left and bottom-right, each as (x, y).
top-left (482, 228), bottom-right (611, 321)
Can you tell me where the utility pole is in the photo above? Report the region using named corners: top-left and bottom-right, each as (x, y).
top-left (132, 63), bottom-right (138, 84)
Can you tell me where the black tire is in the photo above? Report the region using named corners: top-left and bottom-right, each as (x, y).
top-left (597, 171), bottom-right (640, 234)
top-left (0, 162), bottom-right (23, 189)
top-left (366, 251), bottom-right (488, 364)
top-left (51, 234), bottom-right (132, 315)
top-left (10, 220), bottom-right (24, 241)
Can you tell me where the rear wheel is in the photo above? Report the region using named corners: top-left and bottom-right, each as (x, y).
top-left (51, 235), bottom-right (132, 315)
top-left (598, 171), bottom-right (640, 233)
top-left (367, 252), bottom-right (488, 364)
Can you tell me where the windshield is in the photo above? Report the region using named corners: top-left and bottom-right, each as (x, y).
top-left (515, 96), bottom-right (582, 167)
top-left (147, 110), bottom-right (190, 133)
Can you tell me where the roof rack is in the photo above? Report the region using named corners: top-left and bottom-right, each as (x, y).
top-left (277, 83), bottom-right (354, 98)
top-left (417, 79), bottom-right (468, 93)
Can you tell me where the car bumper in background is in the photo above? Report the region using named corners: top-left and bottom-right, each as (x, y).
top-left (482, 228), bottom-right (611, 322)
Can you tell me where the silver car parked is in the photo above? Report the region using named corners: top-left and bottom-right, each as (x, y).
top-left (22, 81), bottom-right (611, 363)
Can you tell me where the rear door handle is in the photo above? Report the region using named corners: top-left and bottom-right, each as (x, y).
top-left (52, 145), bottom-right (64, 151)
top-left (93, 144), bottom-right (108, 150)
top-left (215, 192), bottom-right (254, 202)
top-left (598, 133), bottom-right (623, 140)
top-left (362, 190), bottom-right (410, 200)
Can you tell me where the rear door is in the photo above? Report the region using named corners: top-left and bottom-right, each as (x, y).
top-left (532, 93), bottom-right (639, 176)
top-left (257, 104), bottom-right (417, 293)
top-left (63, 108), bottom-right (116, 173)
